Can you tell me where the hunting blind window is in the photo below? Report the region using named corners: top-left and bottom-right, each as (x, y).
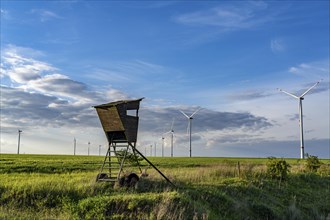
top-left (127, 109), bottom-right (138, 117)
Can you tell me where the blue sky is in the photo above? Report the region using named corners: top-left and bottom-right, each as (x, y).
top-left (1, 1), bottom-right (329, 158)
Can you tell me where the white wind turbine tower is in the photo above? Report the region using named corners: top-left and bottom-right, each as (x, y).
top-left (161, 135), bottom-right (165, 157)
top-left (17, 129), bottom-right (22, 155)
top-left (278, 80), bottom-right (321, 159)
top-left (180, 108), bottom-right (201, 158)
top-left (163, 118), bottom-right (175, 157)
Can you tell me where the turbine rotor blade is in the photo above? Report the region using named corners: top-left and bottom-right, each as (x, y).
top-left (278, 88), bottom-right (299, 99)
top-left (170, 118), bottom-right (175, 130)
top-left (180, 110), bottom-right (190, 119)
top-left (190, 107), bottom-right (202, 118)
top-left (300, 81), bottom-right (321, 97)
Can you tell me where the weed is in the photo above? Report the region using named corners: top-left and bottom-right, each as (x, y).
top-left (266, 157), bottom-right (290, 181)
top-left (305, 155), bottom-right (322, 172)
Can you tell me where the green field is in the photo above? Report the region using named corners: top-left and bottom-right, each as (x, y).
top-left (0, 154), bottom-right (329, 219)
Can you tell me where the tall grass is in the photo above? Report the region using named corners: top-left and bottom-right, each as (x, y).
top-left (0, 154), bottom-right (329, 219)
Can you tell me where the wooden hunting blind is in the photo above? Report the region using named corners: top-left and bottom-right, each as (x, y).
top-left (94, 98), bottom-right (173, 187)
top-left (95, 98), bottom-right (142, 143)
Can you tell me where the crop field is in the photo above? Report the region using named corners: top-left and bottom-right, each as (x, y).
top-left (0, 154), bottom-right (329, 219)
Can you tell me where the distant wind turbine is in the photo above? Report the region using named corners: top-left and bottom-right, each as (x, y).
top-left (161, 136), bottom-right (165, 157)
top-left (180, 108), bottom-right (202, 157)
top-left (163, 118), bottom-right (175, 157)
top-left (278, 80), bottom-right (321, 159)
top-left (74, 138), bottom-right (76, 156)
top-left (17, 129), bottom-right (22, 155)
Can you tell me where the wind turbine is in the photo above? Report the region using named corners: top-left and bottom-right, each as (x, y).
top-left (17, 129), bottom-right (22, 155)
top-left (180, 108), bottom-right (201, 157)
top-left (278, 80), bottom-right (321, 159)
top-left (73, 137), bottom-right (76, 156)
top-left (154, 142), bottom-right (157, 157)
top-left (163, 118), bottom-right (175, 157)
top-left (161, 135), bottom-right (165, 157)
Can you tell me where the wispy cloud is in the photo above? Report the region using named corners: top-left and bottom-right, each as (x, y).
top-left (270, 38), bottom-right (286, 53)
top-left (87, 59), bottom-right (167, 83)
top-left (0, 8), bottom-right (10, 19)
top-left (174, 1), bottom-right (271, 30)
top-left (227, 89), bottom-right (272, 101)
top-left (288, 60), bottom-right (329, 79)
top-left (86, 59), bottom-right (184, 97)
top-left (287, 61), bottom-right (330, 96)
top-left (113, 59), bottom-right (165, 77)
top-left (30, 9), bottom-right (63, 22)
top-left (171, 2), bottom-right (282, 46)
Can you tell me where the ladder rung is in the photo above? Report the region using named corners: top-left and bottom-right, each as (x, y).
top-left (109, 153), bottom-right (125, 157)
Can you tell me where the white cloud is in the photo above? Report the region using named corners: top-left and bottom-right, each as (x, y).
top-left (1, 45), bottom-right (129, 104)
top-left (0, 45), bottom-right (129, 134)
top-left (270, 39), bottom-right (285, 52)
top-left (1, 45), bottom-right (54, 83)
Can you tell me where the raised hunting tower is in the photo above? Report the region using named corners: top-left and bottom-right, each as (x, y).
top-left (94, 98), bottom-right (173, 186)
top-left (95, 98), bottom-right (142, 144)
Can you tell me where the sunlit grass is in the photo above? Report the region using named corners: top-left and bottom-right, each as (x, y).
top-left (0, 154), bottom-right (329, 219)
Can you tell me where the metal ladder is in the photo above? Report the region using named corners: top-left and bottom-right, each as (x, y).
top-left (97, 141), bottom-right (142, 182)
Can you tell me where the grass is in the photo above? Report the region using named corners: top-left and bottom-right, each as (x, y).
top-left (0, 154), bottom-right (329, 219)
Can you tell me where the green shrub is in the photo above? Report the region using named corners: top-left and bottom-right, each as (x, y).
top-left (305, 155), bottom-right (322, 172)
top-left (266, 157), bottom-right (290, 181)
top-left (116, 150), bottom-right (143, 166)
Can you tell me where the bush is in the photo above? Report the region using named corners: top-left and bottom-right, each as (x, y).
top-left (266, 157), bottom-right (290, 181)
top-left (116, 150), bottom-right (143, 166)
top-left (305, 155), bottom-right (322, 172)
